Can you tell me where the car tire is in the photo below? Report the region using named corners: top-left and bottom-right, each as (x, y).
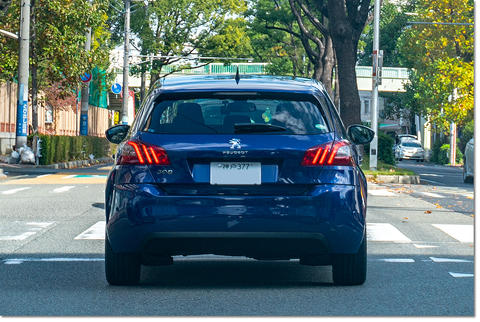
top-left (105, 236), bottom-right (141, 285)
top-left (332, 236), bottom-right (367, 286)
top-left (398, 158), bottom-right (402, 161)
top-left (463, 166), bottom-right (473, 184)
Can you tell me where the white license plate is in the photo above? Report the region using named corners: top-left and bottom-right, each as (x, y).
top-left (210, 162), bottom-right (261, 185)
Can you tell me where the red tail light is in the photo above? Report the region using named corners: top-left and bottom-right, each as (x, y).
top-left (302, 141), bottom-right (354, 166)
top-left (119, 141), bottom-right (170, 165)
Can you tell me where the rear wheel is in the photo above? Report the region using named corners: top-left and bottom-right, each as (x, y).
top-left (332, 237), bottom-right (367, 286)
top-left (105, 237), bottom-right (141, 285)
top-left (463, 166), bottom-right (473, 183)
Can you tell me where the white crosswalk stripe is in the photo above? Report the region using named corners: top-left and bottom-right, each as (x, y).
top-left (366, 223), bottom-right (411, 243)
top-left (52, 186), bottom-right (75, 193)
top-left (1, 187), bottom-right (31, 195)
top-left (74, 221), bottom-right (105, 240)
top-left (368, 189), bottom-right (396, 197)
top-left (0, 221), bottom-right (473, 245)
top-left (419, 191), bottom-right (444, 198)
top-left (0, 222), bottom-right (55, 241)
top-left (432, 224), bottom-right (474, 243)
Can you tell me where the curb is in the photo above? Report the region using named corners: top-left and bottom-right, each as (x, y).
top-left (42, 157), bottom-right (114, 169)
top-left (366, 175), bottom-right (420, 184)
top-left (0, 157), bottom-right (114, 173)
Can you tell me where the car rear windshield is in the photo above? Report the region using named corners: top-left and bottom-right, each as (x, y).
top-left (402, 142), bottom-right (422, 148)
top-left (142, 96), bottom-right (331, 135)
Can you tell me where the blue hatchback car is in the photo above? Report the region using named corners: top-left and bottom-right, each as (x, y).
top-left (104, 75), bottom-right (374, 286)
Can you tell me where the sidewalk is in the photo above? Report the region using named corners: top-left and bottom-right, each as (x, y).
top-left (0, 155), bottom-right (114, 178)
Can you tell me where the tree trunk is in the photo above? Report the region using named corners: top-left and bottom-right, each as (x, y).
top-left (333, 40), bottom-right (361, 127)
top-left (320, 35), bottom-right (334, 98)
top-left (334, 61), bottom-right (340, 110)
top-left (326, 0), bottom-right (364, 128)
top-left (312, 61), bottom-right (323, 81)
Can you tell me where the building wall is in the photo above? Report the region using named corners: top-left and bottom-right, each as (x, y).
top-left (0, 81), bottom-right (109, 154)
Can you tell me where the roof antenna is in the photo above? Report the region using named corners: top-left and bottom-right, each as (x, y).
top-left (235, 66), bottom-right (240, 84)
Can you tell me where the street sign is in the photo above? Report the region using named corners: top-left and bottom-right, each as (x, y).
top-left (111, 83), bottom-right (122, 94)
top-left (80, 72), bottom-right (92, 83)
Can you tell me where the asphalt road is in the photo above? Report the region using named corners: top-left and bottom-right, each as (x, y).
top-left (394, 160), bottom-right (474, 216)
top-left (0, 165), bottom-right (474, 316)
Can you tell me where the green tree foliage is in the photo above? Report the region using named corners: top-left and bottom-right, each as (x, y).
top-left (247, 0), bottom-right (309, 77)
top-left (398, 0), bottom-right (473, 131)
top-left (0, 0), bottom-right (112, 87)
top-left (115, 0), bottom-right (247, 84)
top-left (200, 18), bottom-right (253, 59)
top-left (357, 0), bottom-right (412, 67)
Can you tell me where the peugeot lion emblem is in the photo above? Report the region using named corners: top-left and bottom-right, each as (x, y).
top-left (229, 138), bottom-right (241, 149)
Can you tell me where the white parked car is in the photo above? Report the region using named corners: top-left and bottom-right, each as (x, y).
top-left (463, 138), bottom-right (474, 183)
top-left (395, 139), bottom-right (425, 162)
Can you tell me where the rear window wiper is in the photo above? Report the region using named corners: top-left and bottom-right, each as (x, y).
top-left (234, 123), bottom-right (288, 133)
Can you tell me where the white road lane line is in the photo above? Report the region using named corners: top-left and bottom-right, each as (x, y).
top-left (367, 223), bottom-right (412, 243)
top-left (430, 257), bottom-right (473, 263)
top-left (413, 244), bottom-right (439, 249)
top-left (449, 272), bottom-right (474, 278)
top-left (74, 221), bottom-right (105, 240)
top-left (0, 222), bottom-right (55, 241)
top-left (378, 258), bottom-right (415, 263)
top-left (52, 186), bottom-right (75, 193)
top-left (36, 174), bottom-right (52, 178)
top-left (1, 187), bottom-right (31, 195)
top-left (368, 190), bottom-right (396, 197)
top-left (419, 191), bottom-right (444, 198)
top-left (432, 224), bottom-right (474, 243)
top-left (3, 258), bottom-right (105, 265)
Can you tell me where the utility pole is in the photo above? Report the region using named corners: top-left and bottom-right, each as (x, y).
top-left (121, 0), bottom-right (131, 125)
top-left (369, 0), bottom-right (381, 170)
top-left (80, 1), bottom-right (92, 136)
top-left (448, 88), bottom-right (458, 166)
top-left (15, 0), bottom-right (30, 149)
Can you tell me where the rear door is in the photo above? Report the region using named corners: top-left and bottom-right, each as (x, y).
top-left (120, 92), bottom-right (357, 194)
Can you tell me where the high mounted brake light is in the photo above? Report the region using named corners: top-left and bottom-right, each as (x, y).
top-left (302, 141), bottom-right (354, 166)
top-left (119, 141), bottom-right (170, 165)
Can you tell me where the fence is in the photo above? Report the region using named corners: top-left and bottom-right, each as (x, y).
top-left (0, 81), bottom-right (110, 154)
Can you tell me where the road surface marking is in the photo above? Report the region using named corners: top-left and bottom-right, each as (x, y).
top-left (3, 257), bottom-right (105, 265)
top-left (430, 257), bottom-right (473, 263)
top-left (0, 222), bottom-right (55, 241)
top-left (36, 174), bottom-right (52, 178)
top-left (1, 187), bottom-right (31, 195)
top-left (449, 272), bottom-right (474, 278)
top-left (52, 186), bottom-right (75, 193)
top-left (367, 223), bottom-right (411, 243)
top-left (74, 221), bottom-right (105, 240)
top-left (413, 244), bottom-right (439, 249)
top-left (419, 173), bottom-right (443, 177)
top-left (432, 224), bottom-right (473, 243)
top-left (378, 258), bottom-right (415, 263)
top-left (368, 190), bottom-right (396, 197)
top-left (419, 191), bottom-right (444, 198)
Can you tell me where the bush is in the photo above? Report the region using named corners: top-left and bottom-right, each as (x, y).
top-left (32, 135), bottom-right (113, 165)
top-left (378, 132), bottom-right (395, 165)
top-left (438, 144), bottom-right (463, 165)
top-left (365, 131), bottom-right (395, 165)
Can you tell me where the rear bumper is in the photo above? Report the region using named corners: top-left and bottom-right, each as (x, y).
top-left (106, 183), bottom-right (366, 256)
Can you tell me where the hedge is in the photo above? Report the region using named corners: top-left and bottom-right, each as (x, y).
top-left (365, 131), bottom-right (395, 165)
top-left (29, 134), bottom-right (113, 165)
